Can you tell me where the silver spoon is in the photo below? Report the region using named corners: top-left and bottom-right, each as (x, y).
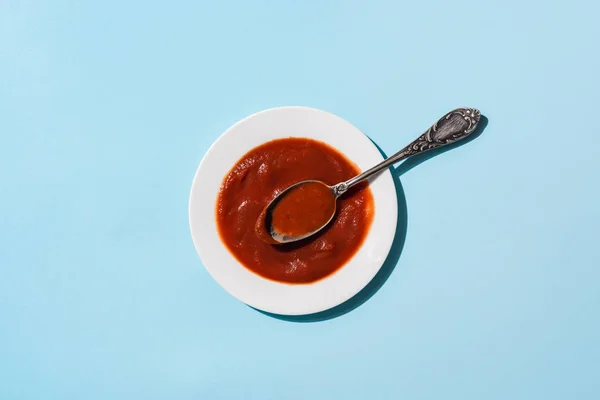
top-left (260, 107), bottom-right (481, 244)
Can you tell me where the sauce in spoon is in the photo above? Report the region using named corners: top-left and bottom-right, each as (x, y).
top-left (269, 181), bottom-right (336, 238)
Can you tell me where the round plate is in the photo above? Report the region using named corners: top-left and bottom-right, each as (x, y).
top-left (189, 106), bottom-right (397, 315)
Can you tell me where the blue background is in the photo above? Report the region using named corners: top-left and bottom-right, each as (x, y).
top-left (2, 1), bottom-right (599, 399)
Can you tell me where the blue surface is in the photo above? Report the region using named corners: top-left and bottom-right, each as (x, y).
top-left (1, 1), bottom-right (599, 398)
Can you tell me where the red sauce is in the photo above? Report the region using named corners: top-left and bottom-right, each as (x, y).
top-left (270, 181), bottom-right (336, 238)
top-left (216, 138), bottom-right (374, 284)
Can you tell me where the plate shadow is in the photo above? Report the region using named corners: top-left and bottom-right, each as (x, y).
top-left (256, 115), bottom-right (488, 322)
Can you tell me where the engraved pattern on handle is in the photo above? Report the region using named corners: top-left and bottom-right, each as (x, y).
top-left (403, 108), bottom-right (481, 156)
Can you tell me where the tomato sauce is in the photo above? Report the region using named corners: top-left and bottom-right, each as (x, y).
top-left (216, 138), bottom-right (374, 284)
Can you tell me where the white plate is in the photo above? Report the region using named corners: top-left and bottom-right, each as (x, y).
top-left (189, 106), bottom-right (397, 315)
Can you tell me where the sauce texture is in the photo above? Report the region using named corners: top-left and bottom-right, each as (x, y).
top-left (216, 138), bottom-right (374, 284)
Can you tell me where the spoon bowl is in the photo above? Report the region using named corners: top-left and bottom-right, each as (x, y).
top-left (258, 180), bottom-right (338, 244)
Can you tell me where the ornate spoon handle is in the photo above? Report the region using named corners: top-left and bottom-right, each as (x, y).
top-left (332, 107), bottom-right (481, 196)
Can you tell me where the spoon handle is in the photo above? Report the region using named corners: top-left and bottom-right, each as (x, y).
top-left (333, 107), bottom-right (481, 196)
